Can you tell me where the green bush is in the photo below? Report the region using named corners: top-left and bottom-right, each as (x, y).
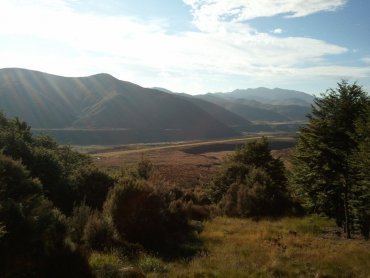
top-left (104, 176), bottom-right (192, 254)
top-left (211, 138), bottom-right (294, 218)
top-left (136, 158), bottom-right (153, 180)
top-left (0, 112), bottom-right (113, 215)
top-left (68, 204), bottom-right (93, 245)
top-left (83, 211), bottom-right (116, 251)
top-left (0, 153), bottom-right (92, 277)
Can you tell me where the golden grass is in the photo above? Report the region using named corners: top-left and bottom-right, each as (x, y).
top-left (148, 216), bottom-right (370, 277)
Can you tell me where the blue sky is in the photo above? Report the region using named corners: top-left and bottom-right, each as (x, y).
top-left (0, 0), bottom-right (369, 95)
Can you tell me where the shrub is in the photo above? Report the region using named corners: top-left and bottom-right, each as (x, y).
top-left (104, 177), bottom-right (192, 254)
top-left (70, 166), bottom-right (115, 211)
top-left (0, 153), bottom-right (92, 277)
top-left (68, 204), bottom-right (93, 245)
top-left (136, 158), bottom-right (153, 180)
top-left (83, 211), bottom-right (116, 251)
top-left (211, 138), bottom-right (294, 218)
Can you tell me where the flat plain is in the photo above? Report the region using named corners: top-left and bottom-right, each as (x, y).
top-left (91, 134), bottom-right (296, 187)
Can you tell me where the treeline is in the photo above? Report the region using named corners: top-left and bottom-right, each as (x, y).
top-left (0, 80), bottom-right (369, 276)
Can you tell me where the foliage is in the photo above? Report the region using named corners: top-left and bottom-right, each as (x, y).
top-left (0, 111), bottom-right (114, 215)
top-left (82, 211), bottom-right (116, 251)
top-left (290, 81), bottom-right (370, 238)
top-left (136, 157), bottom-right (153, 180)
top-left (68, 204), bottom-right (93, 245)
top-left (350, 105), bottom-right (370, 238)
top-left (211, 138), bottom-right (294, 217)
top-left (0, 153), bottom-right (92, 277)
top-left (103, 175), bottom-right (193, 255)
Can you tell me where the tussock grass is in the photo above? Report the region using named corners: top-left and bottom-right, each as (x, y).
top-left (151, 216), bottom-right (370, 277)
top-left (89, 251), bottom-right (127, 278)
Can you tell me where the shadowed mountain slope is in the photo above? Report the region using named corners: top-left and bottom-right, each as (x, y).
top-left (0, 68), bottom-right (239, 144)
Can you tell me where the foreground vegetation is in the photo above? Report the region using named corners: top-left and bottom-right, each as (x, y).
top-left (163, 216), bottom-right (370, 277)
top-left (0, 81), bottom-right (369, 277)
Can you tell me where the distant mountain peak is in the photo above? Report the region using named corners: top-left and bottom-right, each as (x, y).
top-left (88, 73), bottom-right (117, 79)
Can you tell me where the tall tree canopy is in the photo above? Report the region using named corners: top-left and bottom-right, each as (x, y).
top-left (291, 81), bottom-right (369, 238)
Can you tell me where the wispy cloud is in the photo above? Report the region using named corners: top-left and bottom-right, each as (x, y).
top-left (183, 0), bottom-right (347, 32)
top-left (0, 0), bottom-right (368, 94)
top-left (362, 57), bottom-right (370, 64)
top-left (272, 28), bottom-right (283, 34)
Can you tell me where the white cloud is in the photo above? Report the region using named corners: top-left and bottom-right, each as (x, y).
top-left (362, 57), bottom-right (370, 64)
top-left (0, 0), bottom-right (367, 94)
top-left (183, 0), bottom-right (347, 32)
top-left (272, 28), bottom-right (283, 34)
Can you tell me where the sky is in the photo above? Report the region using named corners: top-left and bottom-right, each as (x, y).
top-left (0, 0), bottom-right (369, 95)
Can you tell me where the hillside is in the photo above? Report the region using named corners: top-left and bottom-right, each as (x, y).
top-left (0, 68), bottom-right (240, 144)
top-left (218, 87), bottom-right (314, 105)
top-left (196, 88), bottom-right (312, 122)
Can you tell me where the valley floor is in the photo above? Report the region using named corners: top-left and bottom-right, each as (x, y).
top-left (91, 135), bottom-right (295, 187)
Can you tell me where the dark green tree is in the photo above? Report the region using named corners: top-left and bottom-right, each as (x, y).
top-left (211, 138), bottom-right (293, 217)
top-left (350, 106), bottom-right (370, 238)
top-left (0, 112), bottom-right (113, 215)
top-left (291, 81), bottom-right (369, 238)
top-left (0, 153), bottom-right (92, 277)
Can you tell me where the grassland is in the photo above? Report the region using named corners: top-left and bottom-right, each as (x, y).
top-left (160, 216), bottom-right (370, 277)
top-left (91, 134), bottom-right (296, 187)
top-left (90, 216), bottom-right (370, 277)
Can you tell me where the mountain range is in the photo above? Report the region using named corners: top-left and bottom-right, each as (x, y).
top-left (0, 68), bottom-right (313, 144)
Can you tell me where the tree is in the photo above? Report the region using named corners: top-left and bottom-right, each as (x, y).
top-left (0, 153), bottom-right (92, 277)
top-left (0, 111), bottom-right (113, 215)
top-left (291, 81), bottom-right (369, 238)
top-left (350, 106), bottom-right (370, 238)
top-left (211, 138), bottom-right (293, 217)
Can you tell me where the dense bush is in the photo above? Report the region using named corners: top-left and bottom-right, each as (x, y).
top-left (210, 138), bottom-right (294, 218)
top-left (0, 112), bottom-right (114, 215)
top-left (103, 176), bottom-right (193, 254)
top-left (0, 153), bottom-right (92, 277)
top-left (82, 211), bottom-right (116, 251)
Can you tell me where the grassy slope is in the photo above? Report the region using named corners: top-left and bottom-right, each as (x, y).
top-left (151, 216), bottom-right (370, 277)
